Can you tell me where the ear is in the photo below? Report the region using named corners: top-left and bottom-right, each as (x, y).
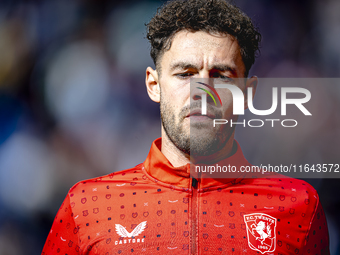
top-left (244, 76), bottom-right (258, 110)
top-left (145, 67), bottom-right (160, 103)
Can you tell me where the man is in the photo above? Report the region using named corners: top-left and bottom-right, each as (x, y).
top-left (42, 0), bottom-right (329, 254)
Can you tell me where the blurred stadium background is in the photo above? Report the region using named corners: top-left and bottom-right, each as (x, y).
top-left (0, 0), bottom-right (339, 254)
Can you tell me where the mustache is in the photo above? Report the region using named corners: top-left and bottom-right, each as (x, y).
top-left (180, 101), bottom-right (223, 119)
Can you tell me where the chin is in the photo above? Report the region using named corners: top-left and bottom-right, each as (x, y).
top-left (190, 126), bottom-right (232, 157)
top-left (189, 135), bottom-right (222, 157)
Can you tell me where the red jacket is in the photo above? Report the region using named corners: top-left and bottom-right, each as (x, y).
top-left (42, 138), bottom-right (329, 254)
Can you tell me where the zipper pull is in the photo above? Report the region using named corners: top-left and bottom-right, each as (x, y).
top-left (192, 178), bottom-right (198, 188)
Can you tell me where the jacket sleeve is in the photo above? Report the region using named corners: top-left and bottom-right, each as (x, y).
top-left (302, 195), bottom-right (330, 255)
top-left (42, 194), bottom-right (80, 255)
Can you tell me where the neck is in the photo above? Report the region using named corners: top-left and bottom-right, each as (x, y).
top-left (160, 126), bottom-right (236, 168)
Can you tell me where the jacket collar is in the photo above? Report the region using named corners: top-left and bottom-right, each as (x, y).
top-left (143, 138), bottom-right (251, 189)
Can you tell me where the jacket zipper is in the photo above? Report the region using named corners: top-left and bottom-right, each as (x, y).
top-left (191, 177), bottom-right (198, 254)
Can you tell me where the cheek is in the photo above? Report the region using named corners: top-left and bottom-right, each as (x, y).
top-left (172, 84), bottom-right (190, 103)
top-left (160, 78), bottom-right (185, 98)
top-left (218, 90), bottom-right (234, 113)
top-left (162, 90), bottom-right (183, 107)
top-left (163, 85), bottom-right (190, 106)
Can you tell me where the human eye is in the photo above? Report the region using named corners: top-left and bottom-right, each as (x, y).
top-left (212, 73), bottom-right (233, 82)
top-left (175, 72), bottom-right (194, 79)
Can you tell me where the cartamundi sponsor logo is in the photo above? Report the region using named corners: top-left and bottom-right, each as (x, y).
top-left (114, 221), bottom-right (146, 245)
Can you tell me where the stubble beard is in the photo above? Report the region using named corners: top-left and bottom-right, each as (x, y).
top-left (160, 91), bottom-right (232, 158)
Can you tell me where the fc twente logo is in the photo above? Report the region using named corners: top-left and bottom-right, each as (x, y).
top-left (114, 221), bottom-right (147, 245)
top-left (243, 213), bottom-right (277, 254)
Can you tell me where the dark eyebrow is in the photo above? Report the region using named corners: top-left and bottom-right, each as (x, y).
top-left (169, 62), bottom-right (200, 72)
top-left (169, 61), bottom-right (238, 76)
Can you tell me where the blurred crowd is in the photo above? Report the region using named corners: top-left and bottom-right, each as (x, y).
top-left (0, 0), bottom-right (339, 254)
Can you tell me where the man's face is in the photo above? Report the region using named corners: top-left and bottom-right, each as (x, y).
top-left (156, 30), bottom-right (250, 157)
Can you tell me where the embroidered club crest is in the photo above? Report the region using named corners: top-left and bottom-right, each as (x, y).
top-left (243, 213), bottom-right (277, 254)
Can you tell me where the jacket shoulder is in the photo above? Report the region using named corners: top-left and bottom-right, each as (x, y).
top-left (68, 163), bottom-right (145, 194)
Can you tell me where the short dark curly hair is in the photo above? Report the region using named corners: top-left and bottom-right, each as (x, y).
top-left (146, 0), bottom-right (261, 76)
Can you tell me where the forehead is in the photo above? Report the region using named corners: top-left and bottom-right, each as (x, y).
top-left (161, 30), bottom-right (245, 75)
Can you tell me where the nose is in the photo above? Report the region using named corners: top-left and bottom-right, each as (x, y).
top-left (191, 70), bottom-right (212, 101)
top-left (191, 79), bottom-right (221, 106)
top-left (191, 79), bottom-right (210, 102)
top-left (192, 85), bottom-right (206, 101)
top-left (191, 79), bottom-right (222, 116)
top-left (198, 70), bottom-right (210, 79)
